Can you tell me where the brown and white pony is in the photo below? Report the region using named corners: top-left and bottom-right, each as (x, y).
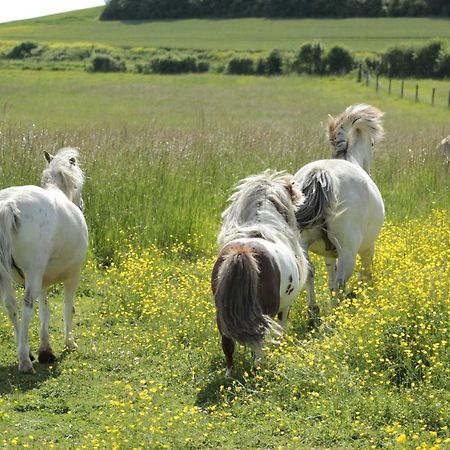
top-left (211, 171), bottom-right (312, 377)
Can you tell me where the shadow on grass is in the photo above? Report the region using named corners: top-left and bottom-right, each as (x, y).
top-left (0, 351), bottom-right (70, 395)
top-left (195, 353), bottom-right (257, 409)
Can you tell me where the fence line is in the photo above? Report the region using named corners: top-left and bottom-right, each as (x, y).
top-left (358, 70), bottom-right (450, 109)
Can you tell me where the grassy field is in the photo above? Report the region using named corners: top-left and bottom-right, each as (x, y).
top-left (0, 69), bottom-right (449, 448)
top-left (1, 8), bottom-right (450, 52)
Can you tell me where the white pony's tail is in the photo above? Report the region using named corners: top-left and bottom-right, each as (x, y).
top-left (0, 200), bottom-right (20, 288)
top-left (295, 169), bottom-right (335, 230)
top-left (214, 244), bottom-right (281, 348)
top-left (328, 104), bottom-right (385, 157)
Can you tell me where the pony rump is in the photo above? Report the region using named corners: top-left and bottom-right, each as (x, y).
top-left (41, 148), bottom-right (85, 201)
top-left (295, 169), bottom-right (335, 230)
top-left (328, 104), bottom-right (385, 156)
top-left (215, 244), bottom-right (281, 348)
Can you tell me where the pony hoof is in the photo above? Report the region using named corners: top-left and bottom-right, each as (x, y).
top-left (38, 350), bottom-right (57, 364)
top-left (64, 340), bottom-right (78, 351)
top-left (225, 368), bottom-right (232, 378)
top-left (19, 362), bottom-right (35, 374)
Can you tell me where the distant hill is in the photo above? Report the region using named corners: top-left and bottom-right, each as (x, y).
top-left (1, 8), bottom-right (450, 53)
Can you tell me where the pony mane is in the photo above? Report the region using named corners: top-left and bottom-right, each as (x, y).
top-left (218, 170), bottom-right (303, 254)
top-left (328, 104), bottom-right (385, 156)
top-left (41, 148), bottom-right (85, 200)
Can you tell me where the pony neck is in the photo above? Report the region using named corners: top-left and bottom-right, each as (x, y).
top-left (347, 134), bottom-right (373, 173)
top-left (44, 181), bottom-right (77, 204)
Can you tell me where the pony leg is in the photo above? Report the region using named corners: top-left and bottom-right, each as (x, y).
top-left (38, 289), bottom-right (57, 364)
top-left (334, 251), bottom-right (357, 302)
top-left (325, 257), bottom-right (337, 293)
top-left (252, 343), bottom-right (264, 369)
top-left (305, 260), bottom-right (320, 328)
top-left (2, 284), bottom-right (19, 343)
top-left (359, 246), bottom-right (375, 283)
top-left (63, 273), bottom-right (80, 350)
top-left (18, 276), bottom-right (42, 373)
top-left (222, 335), bottom-right (235, 378)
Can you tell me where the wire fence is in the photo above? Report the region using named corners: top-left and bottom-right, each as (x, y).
top-left (357, 69), bottom-right (450, 109)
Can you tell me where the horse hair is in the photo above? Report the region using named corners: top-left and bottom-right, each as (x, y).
top-left (328, 104), bottom-right (385, 157)
top-left (41, 148), bottom-right (85, 199)
top-left (295, 169), bottom-right (334, 230)
top-left (215, 245), bottom-right (280, 347)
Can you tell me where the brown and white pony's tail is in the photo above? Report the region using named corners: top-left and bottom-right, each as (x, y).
top-left (328, 104), bottom-right (385, 157)
top-left (0, 200), bottom-right (19, 289)
top-left (214, 245), bottom-right (279, 349)
top-left (295, 169), bottom-right (334, 230)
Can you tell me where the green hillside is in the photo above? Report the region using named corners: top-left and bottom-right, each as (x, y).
top-left (1, 7), bottom-right (450, 52)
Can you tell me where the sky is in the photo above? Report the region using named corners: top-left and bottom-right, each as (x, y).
top-left (0, 0), bottom-right (105, 24)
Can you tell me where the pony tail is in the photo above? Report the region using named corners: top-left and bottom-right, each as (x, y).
top-left (214, 246), bottom-right (277, 348)
top-left (328, 104), bottom-right (385, 156)
top-left (295, 169), bottom-right (334, 229)
top-left (0, 200), bottom-right (20, 288)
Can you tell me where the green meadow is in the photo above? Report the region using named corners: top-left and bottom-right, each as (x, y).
top-left (0, 10), bottom-right (449, 449)
top-left (1, 8), bottom-right (450, 52)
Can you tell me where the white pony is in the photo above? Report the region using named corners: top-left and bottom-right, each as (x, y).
top-left (211, 170), bottom-right (313, 376)
top-left (0, 148), bottom-right (88, 373)
top-left (293, 104), bottom-right (385, 301)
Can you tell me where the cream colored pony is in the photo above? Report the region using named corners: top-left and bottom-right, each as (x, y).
top-left (294, 104), bottom-right (385, 300)
top-left (0, 148), bottom-right (88, 373)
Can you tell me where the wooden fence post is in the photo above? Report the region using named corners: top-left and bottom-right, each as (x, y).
top-left (448, 90), bottom-right (450, 108)
top-left (388, 79), bottom-right (392, 95)
top-left (366, 71), bottom-right (369, 86)
top-left (376, 74), bottom-right (379, 92)
top-left (357, 64), bottom-right (362, 83)
top-left (401, 81), bottom-right (404, 98)
top-left (415, 84), bottom-right (419, 102)
top-left (431, 88), bottom-right (435, 106)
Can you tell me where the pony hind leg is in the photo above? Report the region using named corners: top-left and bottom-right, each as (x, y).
top-left (325, 257), bottom-right (337, 293)
top-left (221, 335), bottom-right (235, 378)
top-left (63, 272), bottom-right (81, 350)
top-left (18, 275), bottom-right (43, 373)
top-left (305, 257), bottom-right (320, 328)
top-left (1, 281), bottom-right (19, 343)
top-left (38, 289), bottom-right (57, 364)
top-left (334, 250), bottom-right (357, 303)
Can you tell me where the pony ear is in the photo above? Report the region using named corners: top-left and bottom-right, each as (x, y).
top-left (44, 151), bottom-right (54, 164)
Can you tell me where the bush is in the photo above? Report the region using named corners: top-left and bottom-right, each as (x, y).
top-left (295, 42), bottom-right (325, 75)
top-left (88, 54), bottom-right (126, 72)
top-left (381, 46), bottom-right (415, 78)
top-left (150, 56), bottom-right (209, 74)
top-left (227, 57), bottom-right (255, 75)
top-left (324, 46), bottom-right (355, 74)
top-left (437, 52), bottom-right (450, 78)
top-left (265, 49), bottom-right (283, 75)
top-left (7, 41), bottom-right (41, 59)
top-left (414, 41), bottom-right (443, 78)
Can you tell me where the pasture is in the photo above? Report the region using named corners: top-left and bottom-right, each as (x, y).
top-left (1, 8), bottom-right (450, 52)
top-left (0, 69), bottom-right (449, 448)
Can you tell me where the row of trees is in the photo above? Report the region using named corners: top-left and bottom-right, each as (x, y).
top-left (366, 41), bottom-right (450, 78)
top-left (101, 0), bottom-right (450, 20)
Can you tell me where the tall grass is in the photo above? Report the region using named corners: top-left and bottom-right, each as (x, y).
top-left (0, 71), bottom-right (448, 262)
